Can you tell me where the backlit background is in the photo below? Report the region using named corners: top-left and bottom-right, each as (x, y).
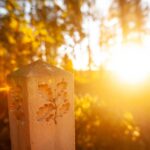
top-left (0, 0), bottom-right (150, 149)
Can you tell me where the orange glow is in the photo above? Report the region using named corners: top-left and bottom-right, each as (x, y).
top-left (106, 43), bottom-right (150, 84)
top-left (0, 85), bottom-right (10, 92)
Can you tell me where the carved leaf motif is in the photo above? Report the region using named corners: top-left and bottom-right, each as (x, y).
top-left (57, 79), bottom-right (67, 89)
top-left (9, 84), bottom-right (24, 121)
top-left (38, 83), bottom-right (53, 97)
top-left (36, 103), bottom-right (55, 121)
top-left (36, 78), bottom-right (70, 124)
top-left (58, 101), bottom-right (70, 114)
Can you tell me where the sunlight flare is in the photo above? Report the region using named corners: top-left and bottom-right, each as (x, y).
top-left (106, 43), bottom-right (150, 84)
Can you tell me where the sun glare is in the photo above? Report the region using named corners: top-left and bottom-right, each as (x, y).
top-left (106, 43), bottom-right (150, 84)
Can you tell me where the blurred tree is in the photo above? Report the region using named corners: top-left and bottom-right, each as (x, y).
top-left (0, 0), bottom-right (86, 86)
top-left (99, 0), bottom-right (150, 49)
top-left (61, 54), bottom-right (73, 71)
top-left (81, 0), bottom-right (97, 70)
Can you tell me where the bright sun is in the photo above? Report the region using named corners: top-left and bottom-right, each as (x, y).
top-left (106, 43), bottom-right (150, 84)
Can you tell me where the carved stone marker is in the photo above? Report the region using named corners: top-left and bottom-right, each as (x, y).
top-left (7, 60), bottom-right (75, 150)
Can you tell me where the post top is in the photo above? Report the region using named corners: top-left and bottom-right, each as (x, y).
top-left (8, 60), bottom-right (72, 78)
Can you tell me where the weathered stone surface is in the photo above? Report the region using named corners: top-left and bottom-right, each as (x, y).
top-left (7, 60), bottom-right (75, 150)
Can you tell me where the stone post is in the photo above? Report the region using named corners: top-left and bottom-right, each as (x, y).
top-left (7, 60), bottom-right (75, 150)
